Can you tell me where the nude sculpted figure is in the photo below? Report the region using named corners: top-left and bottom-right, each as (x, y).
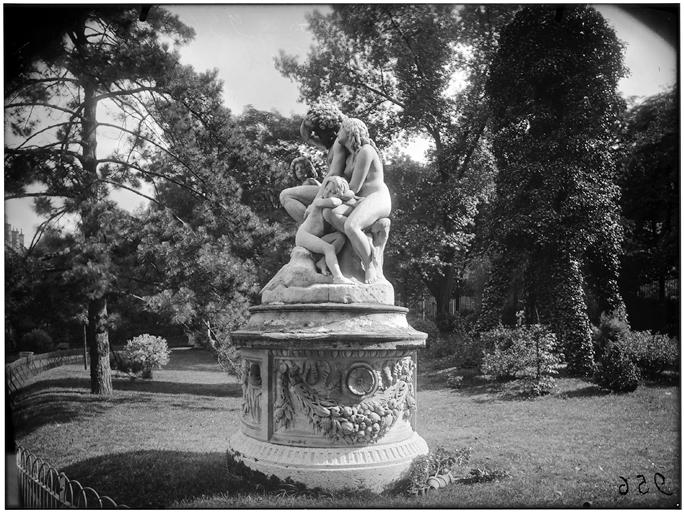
top-left (280, 104), bottom-right (391, 284)
top-left (295, 176), bottom-right (356, 285)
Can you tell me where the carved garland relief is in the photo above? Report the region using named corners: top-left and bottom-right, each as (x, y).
top-left (274, 356), bottom-right (416, 444)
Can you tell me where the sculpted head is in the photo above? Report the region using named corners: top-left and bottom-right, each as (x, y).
top-left (302, 103), bottom-right (346, 150)
top-left (321, 175), bottom-right (350, 199)
top-left (289, 157), bottom-right (317, 182)
top-left (338, 117), bottom-right (370, 153)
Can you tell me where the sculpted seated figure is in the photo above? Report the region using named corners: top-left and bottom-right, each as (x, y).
top-left (264, 104), bottom-right (393, 304)
top-left (295, 176), bottom-right (356, 285)
top-left (322, 117), bottom-right (391, 284)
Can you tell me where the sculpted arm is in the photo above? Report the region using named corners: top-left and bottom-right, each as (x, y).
top-left (313, 197), bottom-right (343, 208)
top-left (327, 140), bottom-right (346, 177)
top-left (348, 146), bottom-right (373, 194)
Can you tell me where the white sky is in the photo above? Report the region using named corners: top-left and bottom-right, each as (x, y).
top-left (5, 4), bottom-right (678, 240)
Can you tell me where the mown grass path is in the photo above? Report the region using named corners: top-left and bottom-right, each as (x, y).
top-left (11, 348), bottom-right (680, 508)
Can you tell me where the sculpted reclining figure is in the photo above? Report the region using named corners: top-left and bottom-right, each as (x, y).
top-left (277, 103), bottom-right (391, 286)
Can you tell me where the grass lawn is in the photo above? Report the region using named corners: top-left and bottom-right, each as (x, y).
top-left (11, 347), bottom-right (680, 508)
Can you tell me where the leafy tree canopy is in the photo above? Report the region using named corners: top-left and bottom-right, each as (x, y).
top-left (619, 88), bottom-right (678, 299)
top-left (277, 5), bottom-right (514, 328)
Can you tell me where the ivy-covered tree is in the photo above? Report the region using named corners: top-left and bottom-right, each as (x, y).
top-left (276, 4), bottom-right (512, 329)
top-left (483, 6), bottom-right (627, 375)
top-left (4, 6), bottom-right (208, 394)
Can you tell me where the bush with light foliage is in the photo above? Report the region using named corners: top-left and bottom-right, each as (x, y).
top-left (121, 334), bottom-right (171, 379)
top-left (618, 330), bottom-right (678, 380)
top-left (480, 324), bottom-right (563, 395)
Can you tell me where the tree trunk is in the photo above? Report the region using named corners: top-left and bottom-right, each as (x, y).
top-left (429, 264), bottom-right (457, 332)
top-left (81, 75), bottom-right (113, 395)
top-left (87, 296), bottom-right (113, 395)
top-left (477, 251), bottom-right (511, 331)
top-left (552, 252), bottom-right (595, 377)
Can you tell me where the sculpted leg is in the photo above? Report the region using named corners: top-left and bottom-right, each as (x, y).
top-left (344, 192), bottom-right (390, 284)
top-left (280, 185), bottom-right (320, 224)
top-left (316, 232), bottom-right (347, 276)
top-left (322, 204), bottom-right (354, 233)
top-left (296, 231), bottom-right (351, 284)
top-left (370, 218), bottom-right (391, 278)
top-left (344, 218), bottom-right (375, 283)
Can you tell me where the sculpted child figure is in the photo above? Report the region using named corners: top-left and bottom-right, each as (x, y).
top-left (295, 176), bottom-right (356, 284)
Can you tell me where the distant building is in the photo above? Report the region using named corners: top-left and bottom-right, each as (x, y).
top-left (5, 222), bottom-right (25, 252)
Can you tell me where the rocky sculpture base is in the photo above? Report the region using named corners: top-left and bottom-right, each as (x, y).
top-left (229, 302), bottom-right (428, 492)
top-left (262, 242), bottom-right (394, 305)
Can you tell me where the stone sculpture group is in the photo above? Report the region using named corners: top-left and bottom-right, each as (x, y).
top-left (263, 104), bottom-right (393, 304)
top-left (229, 103), bottom-right (428, 492)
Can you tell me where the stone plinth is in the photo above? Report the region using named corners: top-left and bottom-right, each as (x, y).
top-left (229, 303), bottom-right (429, 492)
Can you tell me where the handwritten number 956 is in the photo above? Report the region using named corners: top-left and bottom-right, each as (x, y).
top-left (619, 473), bottom-right (673, 496)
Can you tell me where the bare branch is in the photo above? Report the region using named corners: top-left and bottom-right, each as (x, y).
top-left (8, 122), bottom-right (77, 150)
top-left (5, 102), bottom-right (78, 116)
top-left (93, 86), bottom-right (163, 103)
top-left (5, 192), bottom-right (73, 201)
top-left (102, 178), bottom-right (191, 228)
top-left (352, 78), bottom-right (406, 109)
top-left (96, 158), bottom-right (211, 203)
top-left (26, 206), bottom-right (69, 253)
top-left (7, 146), bottom-right (85, 164)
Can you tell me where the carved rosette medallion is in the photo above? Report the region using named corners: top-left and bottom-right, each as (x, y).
top-left (346, 363), bottom-right (377, 397)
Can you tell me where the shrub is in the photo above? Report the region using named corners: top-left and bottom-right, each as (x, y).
top-left (110, 350), bottom-right (144, 375)
top-left (392, 446), bottom-right (471, 496)
top-left (620, 330), bottom-right (679, 379)
top-left (446, 374), bottom-right (464, 389)
top-left (451, 333), bottom-right (484, 369)
top-left (121, 334), bottom-right (170, 379)
top-left (20, 329), bottom-right (54, 353)
top-left (595, 342), bottom-right (641, 392)
top-left (592, 312), bottom-right (630, 361)
top-left (480, 324), bottom-right (563, 394)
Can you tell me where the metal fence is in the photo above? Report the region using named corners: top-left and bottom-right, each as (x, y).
top-left (637, 279), bottom-right (679, 300)
top-left (399, 295), bottom-right (478, 321)
top-left (6, 349), bottom-right (85, 402)
top-left (16, 445), bottom-right (127, 509)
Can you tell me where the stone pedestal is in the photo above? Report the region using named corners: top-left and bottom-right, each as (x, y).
top-left (229, 302), bottom-right (429, 492)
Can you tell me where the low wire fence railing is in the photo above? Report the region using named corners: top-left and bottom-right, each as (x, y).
top-left (6, 349), bottom-right (85, 402)
top-left (16, 445), bottom-right (128, 509)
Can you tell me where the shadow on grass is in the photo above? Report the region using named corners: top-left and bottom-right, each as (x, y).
top-left (163, 347), bottom-right (227, 373)
top-left (60, 450), bottom-right (233, 508)
top-left (558, 385), bottom-right (612, 399)
top-left (16, 376), bottom-right (241, 399)
top-left (11, 391), bottom-right (153, 436)
top-left (643, 373), bottom-right (680, 388)
top-left (419, 367), bottom-right (502, 399)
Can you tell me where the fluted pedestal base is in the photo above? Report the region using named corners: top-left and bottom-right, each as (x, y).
top-left (228, 430), bottom-right (429, 492)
